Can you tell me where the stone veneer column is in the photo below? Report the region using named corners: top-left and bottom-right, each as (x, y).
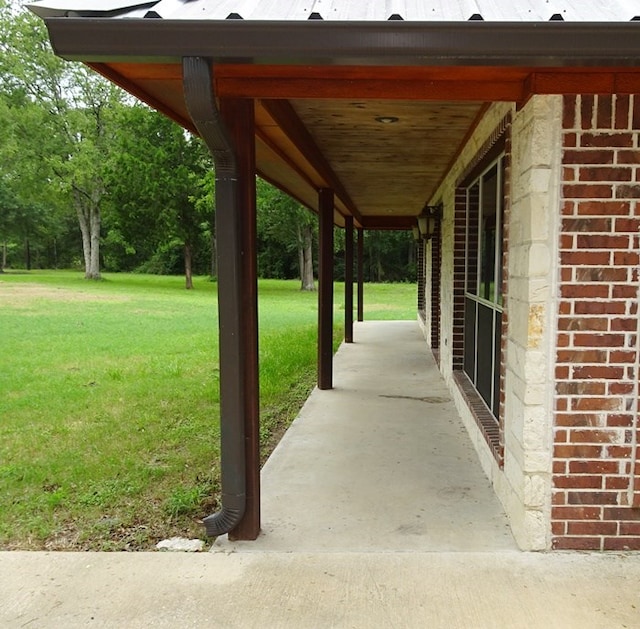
top-left (498, 95), bottom-right (562, 550)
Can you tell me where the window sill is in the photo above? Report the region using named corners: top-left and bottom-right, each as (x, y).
top-left (452, 370), bottom-right (503, 468)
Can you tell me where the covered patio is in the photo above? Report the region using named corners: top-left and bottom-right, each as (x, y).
top-left (29, 0), bottom-right (640, 550)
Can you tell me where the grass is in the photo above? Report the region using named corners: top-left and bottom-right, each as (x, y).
top-left (0, 271), bottom-right (415, 550)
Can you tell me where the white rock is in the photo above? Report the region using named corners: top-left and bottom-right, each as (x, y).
top-left (156, 537), bottom-right (205, 552)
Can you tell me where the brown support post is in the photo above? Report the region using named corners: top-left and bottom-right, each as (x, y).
top-left (344, 216), bottom-right (354, 343)
top-left (318, 188), bottom-right (334, 390)
top-left (219, 98), bottom-right (260, 541)
top-left (357, 228), bottom-right (364, 322)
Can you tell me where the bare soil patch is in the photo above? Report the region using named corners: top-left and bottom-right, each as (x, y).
top-left (0, 282), bottom-right (129, 306)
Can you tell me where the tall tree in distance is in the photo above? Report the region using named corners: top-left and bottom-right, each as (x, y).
top-left (0, 1), bottom-right (126, 279)
top-left (192, 169), bottom-right (216, 280)
top-left (105, 104), bottom-right (213, 288)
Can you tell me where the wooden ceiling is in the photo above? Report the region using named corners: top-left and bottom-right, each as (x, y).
top-left (91, 61), bottom-right (640, 229)
top-left (253, 97), bottom-right (484, 227)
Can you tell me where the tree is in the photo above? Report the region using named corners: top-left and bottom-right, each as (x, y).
top-left (105, 104), bottom-right (213, 288)
top-left (192, 169), bottom-right (217, 280)
top-left (364, 230), bottom-right (415, 282)
top-left (0, 1), bottom-right (127, 279)
top-left (257, 179), bottom-right (317, 290)
top-left (0, 84), bottom-right (68, 270)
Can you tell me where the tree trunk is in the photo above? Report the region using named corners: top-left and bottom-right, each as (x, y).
top-left (25, 237), bottom-right (31, 270)
top-left (184, 241), bottom-right (193, 290)
top-left (297, 224), bottom-right (305, 287)
top-left (209, 228), bottom-right (217, 280)
top-left (299, 223), bottom-right (315, 291)
top-left (74, 187), bottom-right (101, 280)
top-left (77, 209), bottom-right (91, 275)
top-left (1, 242), bottom-right (6, 272)
top-left (88, 206), bottom-right (101, 279)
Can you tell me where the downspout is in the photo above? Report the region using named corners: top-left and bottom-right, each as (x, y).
top-left (182, 56), bottom-right (245, 537)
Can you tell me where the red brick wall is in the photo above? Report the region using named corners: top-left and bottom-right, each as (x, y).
top-left (417, 238), bottom-right (426, 317)
top-left (553, 95), bottom-right (640, 550)
top-left (430, 220), bottom-right (441, 352)
top-left (452, 187), bottom-right (467, 371)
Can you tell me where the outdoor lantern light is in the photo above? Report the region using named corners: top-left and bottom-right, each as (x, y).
top-left (417, 203), bottom-right (443, 240)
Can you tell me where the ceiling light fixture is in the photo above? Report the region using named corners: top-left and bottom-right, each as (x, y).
top-left (375, 116), bottom-right (399, 124)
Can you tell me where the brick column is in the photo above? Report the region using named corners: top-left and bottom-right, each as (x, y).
top-left (416, 239), bottom-right (425, 319)
top-left (452, 188), bottom-right (467, 370)
top-left (553, 94), bottom-right (640, 550)
top-left (430, 221), bottom-right (441, 351)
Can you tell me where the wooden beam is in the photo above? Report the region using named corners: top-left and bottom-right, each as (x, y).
top-left (215, 65), bottom-right (640, 101)
top-left (344, 216), bottom-right (354, 344)
top-left (219, 98), bottom-right (260, 542)
top-left (104, 62), bottom-right (640, 114)
top-left (361, 215), bottom-right (416, 230)
top-left (260, 99), bottom-right (363, 224)
top-left (215, 64), bottom-right (532, 83)
top-left (528, 71), bottom-right (615, 95)
top-left (214, 64), bottom-right (527, 100)
top-left (219, 76), bottom-right (526, 101)
top-left (318, 188), bottom-right (334, 390)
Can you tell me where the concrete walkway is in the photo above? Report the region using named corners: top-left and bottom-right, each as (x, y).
top-left (217, 320), bottom-right (516, 553)
top-left (2, 321), bottom-right (639, 628)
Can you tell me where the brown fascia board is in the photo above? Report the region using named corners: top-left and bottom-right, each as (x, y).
top-left (44, 19), bottom-right (640, 67)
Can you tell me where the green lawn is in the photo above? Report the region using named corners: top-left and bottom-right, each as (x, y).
top-left (0, 271), bottom-right (415, 550)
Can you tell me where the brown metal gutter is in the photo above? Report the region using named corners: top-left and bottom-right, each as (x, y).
top-left (44, 19), bottom-right (640, 67)
top-left (182, 56), bottom-right (245, 537)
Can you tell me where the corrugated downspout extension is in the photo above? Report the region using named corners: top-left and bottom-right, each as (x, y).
top-left (182, 56), bottom-right (245, 537)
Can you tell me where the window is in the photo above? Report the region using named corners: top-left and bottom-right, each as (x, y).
top-left (463, 156), bottom-right (504, 419)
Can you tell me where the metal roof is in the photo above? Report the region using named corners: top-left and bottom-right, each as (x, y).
top-left (27, 0), bottom-right (640, 21)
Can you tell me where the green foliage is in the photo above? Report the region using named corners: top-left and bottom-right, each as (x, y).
top-left (0, 4), bottom-right (417, 283)
top-left (0, 2), bottom-right (127, 278)
top-left (362, 230), bottom-right (417, 283)
top-left (256, 178), bottom-right (317, 281)
top-left (103, 104), bottom-right (213, 281)
top-left (164, 474), bottom-right (218, 519)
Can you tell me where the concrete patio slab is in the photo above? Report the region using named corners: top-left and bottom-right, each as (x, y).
top-left (216, 320), bottom-right (516, 552)
top-left (2, 550), bottom-right (639, 628)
